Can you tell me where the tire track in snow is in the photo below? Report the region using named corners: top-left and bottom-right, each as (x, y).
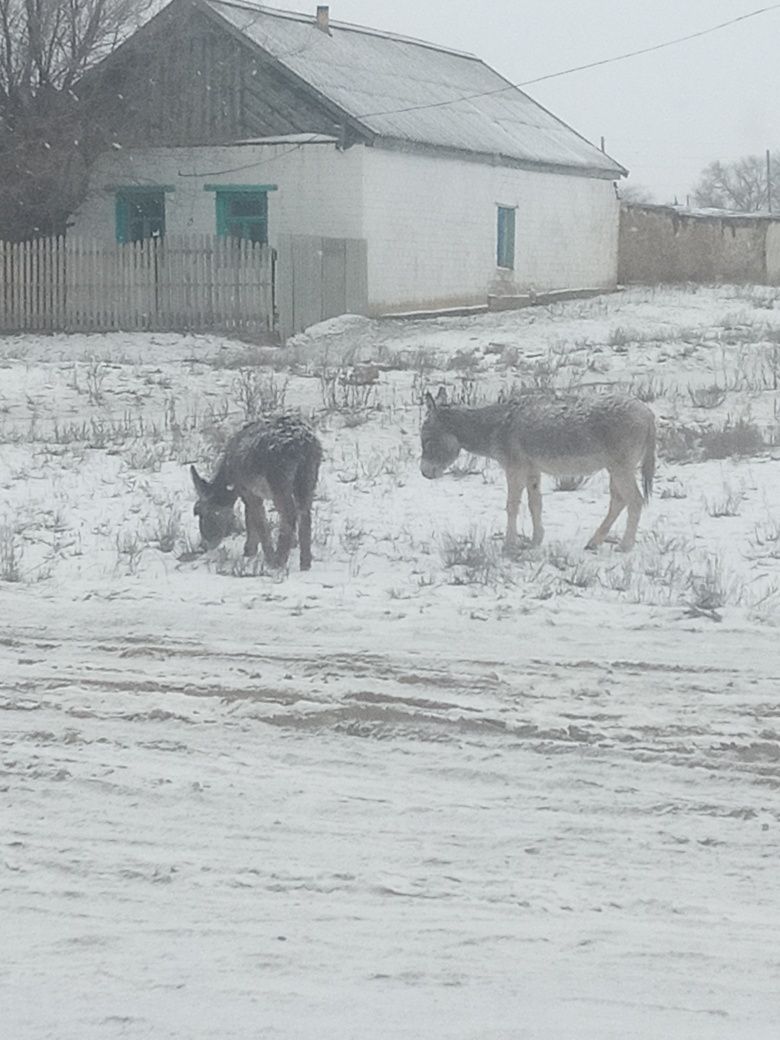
top-left (2, 628), bottom-right (779, 787)
top-left (3, 625), bottom-right (780, 1038)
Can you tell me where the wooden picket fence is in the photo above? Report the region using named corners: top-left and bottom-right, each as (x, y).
top-left (0, 234), bottom-right (275, 333)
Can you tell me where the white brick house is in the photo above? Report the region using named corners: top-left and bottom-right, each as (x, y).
top-left (73, 0), bottom-right (626, 316)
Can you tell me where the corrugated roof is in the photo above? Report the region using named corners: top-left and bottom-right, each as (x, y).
top-left (202, 0), bottom-right (625, 177)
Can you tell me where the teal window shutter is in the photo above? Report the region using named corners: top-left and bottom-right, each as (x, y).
top-left (115, 193), bottom-right (128, 244)
top-left (497, 205), bottom-right (516, 269)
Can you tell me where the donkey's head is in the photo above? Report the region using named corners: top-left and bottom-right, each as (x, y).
top-left (420, 387), bottom-right (461, 479)
top-left (190, 466), bottom-right (241, 549)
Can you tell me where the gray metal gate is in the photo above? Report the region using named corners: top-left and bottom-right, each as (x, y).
top-left (276, 234), bottom-right (368, 341)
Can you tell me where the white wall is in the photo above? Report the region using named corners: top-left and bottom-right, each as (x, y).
top-left (70, 141), bottom-right (620, 314)
top-left (361, 148), bottom-right (619, 313)
top-left (69, 142), bottom-right (364, 244)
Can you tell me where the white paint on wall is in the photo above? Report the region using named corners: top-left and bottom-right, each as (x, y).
top-left (69, 142), bottom-right (365, 245)
top-left (70, 140), bottom-right (619, 313)
top-left (361, 148), bottom-right (620, 313)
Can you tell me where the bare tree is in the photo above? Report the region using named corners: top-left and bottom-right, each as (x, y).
top-left (0, 0), bottom-right (155, 97)
top-left (692, 153), bottom-right (780, 212)
top-left (618, 182), bottom-right (655, 205)
top-left (0, 0), bottom-right (155, 239)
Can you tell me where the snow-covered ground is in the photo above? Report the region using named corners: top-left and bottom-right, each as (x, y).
top-left (2, 285), bottom-right (780, 1038)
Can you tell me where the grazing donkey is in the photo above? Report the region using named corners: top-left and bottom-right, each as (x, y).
top-left (190, 413), bottom-right (322, 570)
top-left (420, 387), bottom-right (655, 551)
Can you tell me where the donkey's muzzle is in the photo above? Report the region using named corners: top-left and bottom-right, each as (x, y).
top-left (420, 460), bottom-right (442, 479)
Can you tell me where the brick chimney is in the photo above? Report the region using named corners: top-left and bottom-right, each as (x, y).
top-left (316, 5), bottom-right (330, 33)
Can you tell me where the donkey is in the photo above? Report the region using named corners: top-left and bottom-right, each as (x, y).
top-left (190, 413), bottom-right (322, 570)
top-left (420, 387), bottom-right (656, 552)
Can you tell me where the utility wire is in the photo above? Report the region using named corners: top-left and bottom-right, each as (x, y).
top-left (356, 3), bottom-right (780, 119)
top-left (520, 2), bottom-right (780, 87)
top-left (176, 139), bottom-right (318, 178)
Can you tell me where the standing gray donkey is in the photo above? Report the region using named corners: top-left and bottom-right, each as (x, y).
top-left (420, 388), bottom-right (655, 551)
top-left (190, 414), bottom-right (322, 570)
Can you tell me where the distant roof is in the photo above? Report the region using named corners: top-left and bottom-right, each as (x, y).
top-left (201, 0), bottom-right (626, 178)
top-left (624, 202), bottom-right (780, 222)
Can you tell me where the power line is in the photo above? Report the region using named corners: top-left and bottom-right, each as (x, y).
top-left (355, 3), bottom-right (780, 119)
top-left (520, 2), bottom-right (780, 87)
top-left (176, 138), bottom-right (318, 178)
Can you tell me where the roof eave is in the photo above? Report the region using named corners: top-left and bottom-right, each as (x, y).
top-left (468, 57), bottom-right (628, 177)
top-left (373, 136), bottom-right (626, 179)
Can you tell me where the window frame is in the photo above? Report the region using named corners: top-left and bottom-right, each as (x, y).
top-left (204, 184), bottom-right (278, 244)
top-left (113, 186), bottom-right (173, 244)
top-left (496, 204), bottom-right (517, 270)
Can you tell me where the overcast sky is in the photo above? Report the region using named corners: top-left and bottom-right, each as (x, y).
top-left (271, 0), bottom-right (779, 203)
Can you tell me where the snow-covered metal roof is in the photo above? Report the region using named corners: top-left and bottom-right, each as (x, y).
top-left (202, 0), bottom-right (625, 177)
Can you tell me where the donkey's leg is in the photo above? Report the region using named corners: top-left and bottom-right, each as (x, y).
top-left (605, 466), bottom-right (644, 551)
top-left (243, 496), bottom-right (274, 559)
top-left (255, 500), bottom-right (276, 561)
top-left (243, 495), bottom-right (261, 557)
top-left (585, 474), bottom-right (625, 550)
top-left (504, 466), bottom-right (525, 549)
top-left (527, 470), bottom-right (544, 546)
top-left (270, 488), bottom-right (298, 568)
top-left (298, 507), bottom-right (313, 571)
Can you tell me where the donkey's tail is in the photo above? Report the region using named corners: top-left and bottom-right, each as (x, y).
top-left (641, 419), bottom-right (656, 502)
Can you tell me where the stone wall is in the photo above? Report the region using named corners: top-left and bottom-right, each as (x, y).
top-left (619, 204), bottom-right (780, 285)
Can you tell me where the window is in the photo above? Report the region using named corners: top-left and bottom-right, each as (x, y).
top-left (496, 204), bottom-right (516, 269)
top-left (215, 189), bottom-right (269, 243)
top-left (204, 184), bottom-right (277, 242)
top-left (115, 188), bottom-right (166, 243)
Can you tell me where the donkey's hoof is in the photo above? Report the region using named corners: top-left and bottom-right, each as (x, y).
top-left (266, 552), bottom-right (291, 571)
top-left (177, 549), bottom-right (203, 563)
top-left (503, 536), bottom-right (532, 558)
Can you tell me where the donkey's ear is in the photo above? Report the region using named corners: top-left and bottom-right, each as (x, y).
top-left (435, 385), bottom-right (448, 406)
top-left (424, 391), bottom-right (437, 413)
top-left (190, 465), bottom-right (209, 497)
